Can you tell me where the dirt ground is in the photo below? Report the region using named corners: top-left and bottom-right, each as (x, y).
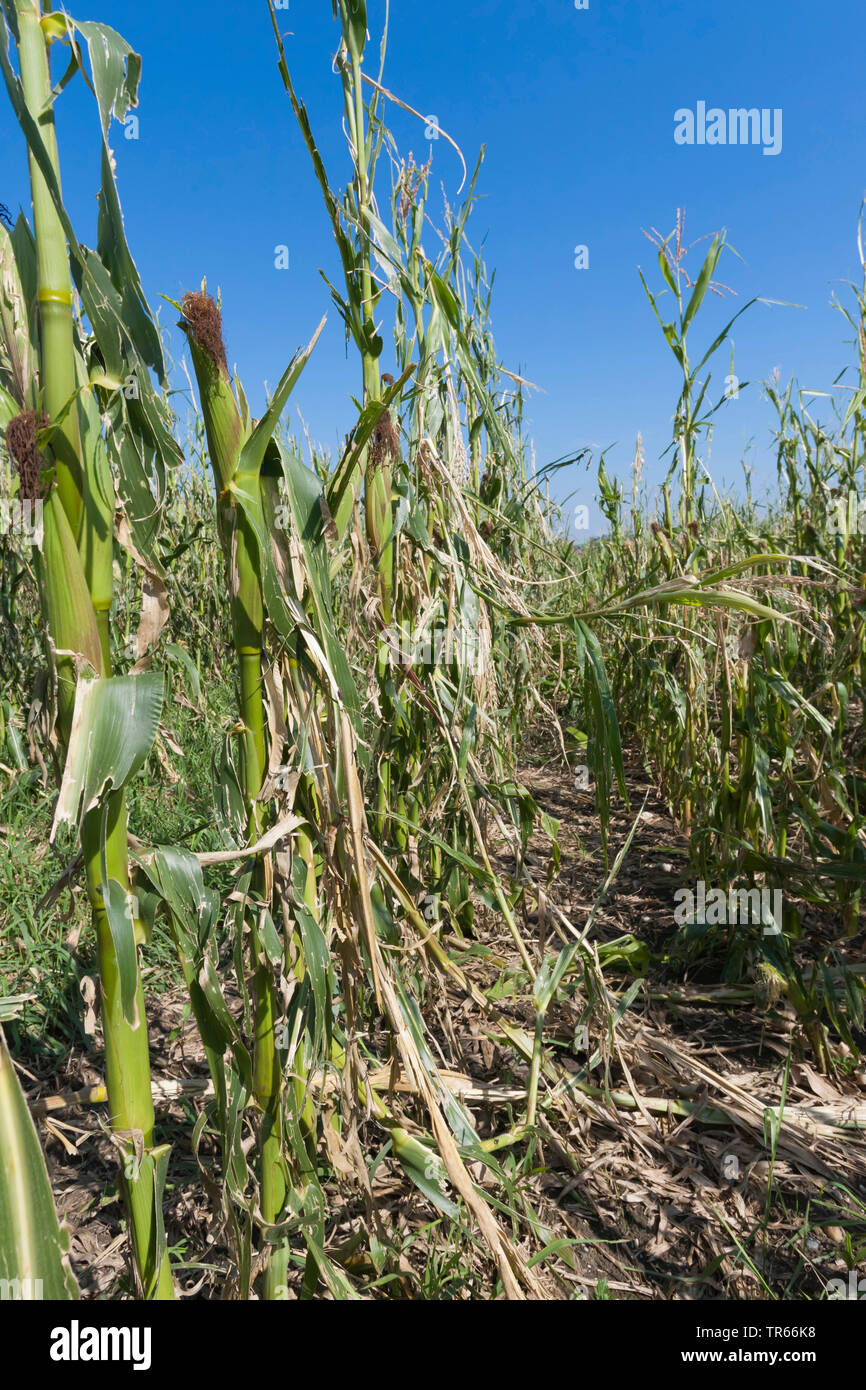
top-left (18, 747), bottom-right (866, 1299)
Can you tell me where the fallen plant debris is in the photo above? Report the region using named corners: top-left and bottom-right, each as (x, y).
top-left (0, 0), bottom-right (864, 1309)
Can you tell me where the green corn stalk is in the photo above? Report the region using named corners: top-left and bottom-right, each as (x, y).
top-left (12, 0), bottom-right (81, 530)
top-left (639, 217), bottom-right (757, 832)
top-left (270, 2), bottom-right (405, 837)
top-left (334, 5), bottom-right (397, 838)
top-left (180, 289), bottom-right (291, 1298)
top-left (270, 2), bottom-right (395, 606)
top-left (6, 0), bottom-right (173, 1299)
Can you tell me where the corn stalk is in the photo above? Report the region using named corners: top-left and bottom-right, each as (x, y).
top-left (1, 0), bottom-right (175, 1297)
top-left (179, 289), bottom-right (325, 1297)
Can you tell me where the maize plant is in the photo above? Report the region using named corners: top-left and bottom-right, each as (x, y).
top-left (0, 0), bottom-right (181, 1297)
top-left (0, 0), bottom-right (863, 1311)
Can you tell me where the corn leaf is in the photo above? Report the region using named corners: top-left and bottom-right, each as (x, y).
top-left (0, 1028), bottom-right (80, 1300)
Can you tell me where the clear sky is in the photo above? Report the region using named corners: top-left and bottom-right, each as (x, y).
top-left (2, 1), bottom-right (864, 532)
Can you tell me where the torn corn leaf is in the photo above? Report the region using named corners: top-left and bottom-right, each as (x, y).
top-left (52, 672), bottom-right (164, 840)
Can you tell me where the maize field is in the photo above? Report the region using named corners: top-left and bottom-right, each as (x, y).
top-left (0, 0), bottom-right (864, 1314)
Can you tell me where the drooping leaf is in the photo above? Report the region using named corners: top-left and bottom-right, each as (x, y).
top-left (52, 672), bottom-right (164, 838)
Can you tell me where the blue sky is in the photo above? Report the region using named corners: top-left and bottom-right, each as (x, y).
top-left (2, 0), bottom-right (864, 531)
